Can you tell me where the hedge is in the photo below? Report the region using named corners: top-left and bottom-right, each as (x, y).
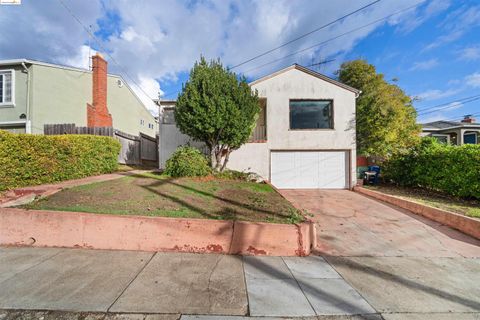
top-left (383, 138), bottom-right (480, 199)
top-left (0, 130), bottom-right (121, 191)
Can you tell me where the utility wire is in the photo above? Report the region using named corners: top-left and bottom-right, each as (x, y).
top-left (240, 1), bottom-right (426, 75)
top-left (416, 93), bottom-right (480, 112)
top-left (229, 0), bottom-right (382, 70)
top-left (444, 111), bottom-right (480, 122)
top-left (417, 96), bottom-right (480, 116)
top-left (58, 0), bottom-right (156, 101)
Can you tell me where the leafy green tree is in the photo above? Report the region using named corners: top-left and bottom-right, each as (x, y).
top-left (175, 57), bottom-right (260, 171)
top-left (337, 59), bottom-right (420, 158)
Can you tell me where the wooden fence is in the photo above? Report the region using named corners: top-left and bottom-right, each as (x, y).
top-left (44, 124), bottom-right (158, 166)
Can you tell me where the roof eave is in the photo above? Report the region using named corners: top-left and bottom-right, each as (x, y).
top-left (248, 64), bottom-right (361, 95)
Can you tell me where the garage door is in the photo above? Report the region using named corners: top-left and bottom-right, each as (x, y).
top-left (271, 151), bottom-right (348, 189)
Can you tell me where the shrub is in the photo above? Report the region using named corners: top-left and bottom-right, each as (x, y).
top-left (164, 146), bottom-right (210, 177)
top-left (0, 130), bottom-right (120, 191)
top-left (383, 137), bottom-right (480, 199)
top-left (213, 169), bottom-right (250, 181)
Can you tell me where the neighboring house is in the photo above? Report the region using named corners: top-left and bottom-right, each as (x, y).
top-left (0, 54), bottom-right (157, 137)
top-left (421, 115), bottom-right (480, 145)
top-left (157, 64), bottom-right (359, 189)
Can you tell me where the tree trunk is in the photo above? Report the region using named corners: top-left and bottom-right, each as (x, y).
top-left (209, 146), bottom-right (217, 169)
top-left (214, 147), bottom-right (223, 171)
top-left (220, 149), bottom-right (231, 172)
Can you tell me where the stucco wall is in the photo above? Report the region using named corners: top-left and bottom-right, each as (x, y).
top-left (227, 143), bottom-right (269, 178)
top-left (1, 63), bottom-right (156, 137)
top-left (0, 65), bottom-right (29, 130)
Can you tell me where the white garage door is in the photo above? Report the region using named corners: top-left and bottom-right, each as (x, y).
top-left (271, 151), bottom-right (348, 189)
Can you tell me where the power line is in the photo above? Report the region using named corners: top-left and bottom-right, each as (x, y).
top-left (417, 96), bottom-right (480, 116)
top-left (58, 0), bottom-right (156, 101)
top-left (444, 111), bottom-right (480, 122)
top-left (240, 1), bottom-right (426, 75)
top-left (416, 93), bottom-right (480, 112)
top-left (229, 0), bottom-right (382, 70)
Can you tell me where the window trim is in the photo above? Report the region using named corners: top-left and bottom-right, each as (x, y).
top-left (463, 132), bottom-right (477, 144)
top-left (0, 69), bottom-right (15, 107)
top-left (432, 133), bottom-right (450, 144)
top-left (288, 99), bottom-right (334, 131)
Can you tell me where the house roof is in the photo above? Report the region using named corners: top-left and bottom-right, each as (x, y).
top-left (422, 120), bottom-right (480, 130)
top-left (0, 58), bottom-right (155, 117)
top-left (0, 58), bottom-right (121, 77)
top-left (249, 64), bottom-right (361, 95)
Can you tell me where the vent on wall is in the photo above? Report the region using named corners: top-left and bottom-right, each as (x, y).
top-left (117, 79), bottom-right (123, 88)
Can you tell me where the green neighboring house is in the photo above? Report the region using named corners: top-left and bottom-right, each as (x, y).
top-left (0, 56), bottom-right (157, 137)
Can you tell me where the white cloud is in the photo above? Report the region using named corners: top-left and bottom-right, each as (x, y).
top-left (132, 75), bottom-right (163, 115)
top-left (0, 0), bottom-right (443, 114)
top-left (424, 5), bottom-right (480, 51)
top-left (409, 58), bottom-right (438, 71)
top-left (62, 45), bottom-right (97, 69)
top-left (457, 45), bottom-right (480, 61)
top-left (396, 0), bottom-right (450, 33)
top-left (416, 88), bottom-right (461, 101)
top-left (465, 72), bottom-right (480, 88)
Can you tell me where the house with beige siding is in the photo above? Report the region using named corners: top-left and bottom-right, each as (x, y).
top-left (0, 54), bottom-right (157, 137)
top-left (157, 64), bottom-right (359, 189)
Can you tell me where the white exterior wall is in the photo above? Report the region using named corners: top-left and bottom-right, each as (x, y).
top-left (229, 67), bottom-right (357, 187)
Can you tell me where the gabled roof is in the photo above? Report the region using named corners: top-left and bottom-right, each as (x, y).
top-left (249, 64), bottom-right (361, 95)
top-left (422, 120), bottom-right (480, 130)
top-left (0, 58), bottom-right (155, 117)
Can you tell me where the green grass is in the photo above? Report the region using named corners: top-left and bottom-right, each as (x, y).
top-left (366, 185), bottom-right (480, 219)
top-left (23, 173), bottom-right (303, 224)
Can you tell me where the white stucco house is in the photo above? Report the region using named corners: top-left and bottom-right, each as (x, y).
top-left (157, 64), bottom-right (360, 189)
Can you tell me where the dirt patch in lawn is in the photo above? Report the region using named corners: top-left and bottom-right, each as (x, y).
top-left (366, 185), bottom-right (480, 219)
top-left (23, 173), bottom-right (304, 224)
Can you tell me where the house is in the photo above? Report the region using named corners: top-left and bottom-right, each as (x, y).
top-left (157, 64), bottom-right (359, 189)
top-left (421, 115), bottom-right (480, 145)
top-left (0, 54), bottom-right (157, 137)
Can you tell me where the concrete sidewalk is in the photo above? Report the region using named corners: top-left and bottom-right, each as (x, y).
top-left (0, 247), bottom-right (378, 319)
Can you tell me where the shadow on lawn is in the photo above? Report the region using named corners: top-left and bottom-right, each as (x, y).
top-left (136, 174), bottom-right (296, 222)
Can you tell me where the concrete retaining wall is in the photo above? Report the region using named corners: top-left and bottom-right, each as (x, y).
top-left (0, 208), bottom-right (315, 256)
top-left (355, 187), bottom-right (480, 240)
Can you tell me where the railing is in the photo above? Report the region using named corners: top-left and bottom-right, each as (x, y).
top-left (249, 125), bottom-right (266, 142)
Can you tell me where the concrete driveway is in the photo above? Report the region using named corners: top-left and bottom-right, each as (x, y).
top-left (280, 189), bottom-right (480, 319)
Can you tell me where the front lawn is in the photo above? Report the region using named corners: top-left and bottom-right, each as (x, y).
top-left (23, 172), bottom-right (304, 224)
top-left (365, 185), bottom-right (480, 219)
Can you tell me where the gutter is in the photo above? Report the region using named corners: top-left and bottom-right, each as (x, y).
top-left (21, 61), bottom-right (31, 134)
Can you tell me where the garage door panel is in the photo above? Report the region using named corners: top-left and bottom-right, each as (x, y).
top-left (271, 151), bottom-right (348, 189)
top-left (295, 152), bottom-right (320, 189)
top-left (319, 152), bottom-right (347, 189)
top-left (271, 152), bottom-right (296, 189)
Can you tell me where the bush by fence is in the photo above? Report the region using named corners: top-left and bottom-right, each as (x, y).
top-left (0, 130), bottom-right (121, 191)
top-left (383, 138), bottom-right (480, 199)
top-left (164, 146), bottom-right (211, 177)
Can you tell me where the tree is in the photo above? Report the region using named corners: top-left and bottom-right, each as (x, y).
top-left (175, 57), bottom-right (260, 171)
top-left (337, 59), bottom-right (420, 158)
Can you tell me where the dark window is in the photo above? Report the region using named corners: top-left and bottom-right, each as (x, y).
top-left (162, 107), bottom-right (176, 124)
top-left (290, 100), bottom-right (333, 129)
top-left (464, 133), bottom-right (477, 144)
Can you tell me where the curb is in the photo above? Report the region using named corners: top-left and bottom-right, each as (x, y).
top-left (354, 186), bottom-right (480, 240)
top-left (0, 208), bottom-right (315, 256)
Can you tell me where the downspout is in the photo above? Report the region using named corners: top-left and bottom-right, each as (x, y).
top-left (21, 62), bottom-right (31, 134)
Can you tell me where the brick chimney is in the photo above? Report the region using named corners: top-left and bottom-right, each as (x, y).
top-left (87, 53), bottom-right (112, 127)
top-left (461, 115), bottom-right (475, 123)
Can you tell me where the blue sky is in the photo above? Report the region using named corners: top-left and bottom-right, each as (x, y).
top-left (0, 0), bottom-right (479, 121)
